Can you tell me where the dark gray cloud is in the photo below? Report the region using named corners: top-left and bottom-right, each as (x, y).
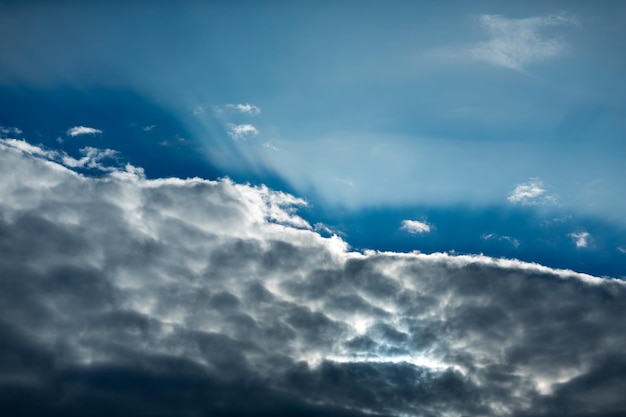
top-left (1, 139), bottom-right (625, 416)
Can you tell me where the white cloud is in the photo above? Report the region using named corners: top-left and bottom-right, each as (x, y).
top-left (1, 139), bottom-right (626, 417)
top-left (66, 125), bottom-right (103, 137)
top-left (226, 103), bottom-right (261, 115)
top-left (569, 231), bottom-right (590, 248)
top-left (618, 246), bottom-right (626, 254)
top-left (0, 126), bottom-right (23, 136)
top-left (142, 124), bottom-right (156, 131)
top-left (401, 219), bottom-right (432, 234)
top-left (508, 178), bottom-right (556, 205)
top-left (469, 13), bottom-right (574, 71)
top-left (226, 123), bottom-right (259, 140)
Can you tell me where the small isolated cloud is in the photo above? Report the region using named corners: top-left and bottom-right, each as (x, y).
top-left (227, 123), bottom-right (259, 140)
top-left (618, 246), bottom-right (626, 254)
top-left (470, 13), bottom-right (574, 71)
top-left (402, 219), bottom-right (432, 234)
top-left (66, 126), bottom-right (103, 137)
top-left (481, 232), bottom-right (520, 248)
top-left (226, 103), bottom-right (261, 115)
top-left (263, 141), bottom-right (280, 151)
top-left (569, 231), bottom-right (590, 248)
top-left (0, 126), bottom-right (23, 136)
top-left (142, 124), bottom-right (156, 131)
top-left (508, 178), bottom-right (556, 205)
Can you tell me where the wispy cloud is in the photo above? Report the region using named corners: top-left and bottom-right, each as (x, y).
top-left (569, 231), bottom-right (590, 248)
top-left (508, 178), bottom-right (556, 205)
top-left (401, 219), bottom-right (432, 234)
top-left (225, 103), bottom-right (261, 115)
top-left (0, 126), bottom-right (23, 136)
top-left (142, 124), bottom-right (156, 132)
top-left (226, 123), bottom-right (259, 140)
top-left (481, 232), bottom-right (520, 248)
top-left (470, 13), bottom-right (575, 71)
top-left (66, 126), bottom-right (103, 137)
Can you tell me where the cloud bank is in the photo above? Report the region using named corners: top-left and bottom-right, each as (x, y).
top-left (1, 140), bottom-right (625, 417)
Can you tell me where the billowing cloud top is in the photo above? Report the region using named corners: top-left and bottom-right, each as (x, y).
top-left (66, 125), bottom-right (103, 137)
top-left (1, 140), bottom-right (626, 417)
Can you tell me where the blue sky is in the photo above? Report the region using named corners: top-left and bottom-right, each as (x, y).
top-left (2, 1), bottom-right (625, 277)
top-left (2, 2), bottom-right (626, 416)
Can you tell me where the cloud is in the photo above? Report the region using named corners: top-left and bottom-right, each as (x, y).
top-left (1, 139), bottom-right (626, 417)
top-left (470, 13), bottom-right (575, 71)
top-left (226, 103), bottom-right (261, 115)
top-left (66, 126), bottom-right (103, 137)
top-left (142, 124), bottom-right (156, 131)
top-left (481, 232), bottom-right (520, 248)
top-left (226, 123), bottom-right (259, 140)
top-left (508, 178), bottom-right (556, 205)
top-left (618, 246), bottom-right (626, 254)
top-left (0, 126), bottom-right (23, 136)
top-left (401, 219), bottom-right (432, 234)
top-left (569, 231), bottom-right (590, 248)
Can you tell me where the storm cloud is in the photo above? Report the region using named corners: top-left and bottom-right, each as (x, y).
top-left (1, 140), bottom-right (625, 417)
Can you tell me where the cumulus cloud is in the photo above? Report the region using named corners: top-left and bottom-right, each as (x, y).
top-left (508, 178), bottom-right (556, 205)
top-left (226, 103), bottom-right (261, 115)
top-left (1, 139), bottom-right (626, 417)
top-left (470, 13), bottom-right (574, 71)
top-left (569, 231), bottom-right (590, 248)
top-left (401, 219), bottom-right (432, 234)
top-left (66, 125), bottom-right (103, 137)
top-left (227, 123), bottom-right (259, 140)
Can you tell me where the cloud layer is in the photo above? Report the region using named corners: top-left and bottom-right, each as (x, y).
top-left (1, 140), bottom-right (625, 417)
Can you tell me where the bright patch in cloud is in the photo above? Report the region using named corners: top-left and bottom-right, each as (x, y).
top-left (226, 103), bottom-right (261, 115)
top-left (227, 123), bottom-right (259, 140)
top-left (401, 219), bottom-right (432, 234)
top-left (471, 13), bottom-right (574, 71)
top-left (569, 231), bottom-right (590, 248)
top-left (66, 125), bottom-right (103, 137)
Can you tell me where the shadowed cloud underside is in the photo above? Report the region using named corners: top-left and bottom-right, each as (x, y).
top-left (1, 141), bottom-right (625, 417)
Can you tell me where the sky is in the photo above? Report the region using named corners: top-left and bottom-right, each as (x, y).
top-left (1, 1), bottom-right (626, 416)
